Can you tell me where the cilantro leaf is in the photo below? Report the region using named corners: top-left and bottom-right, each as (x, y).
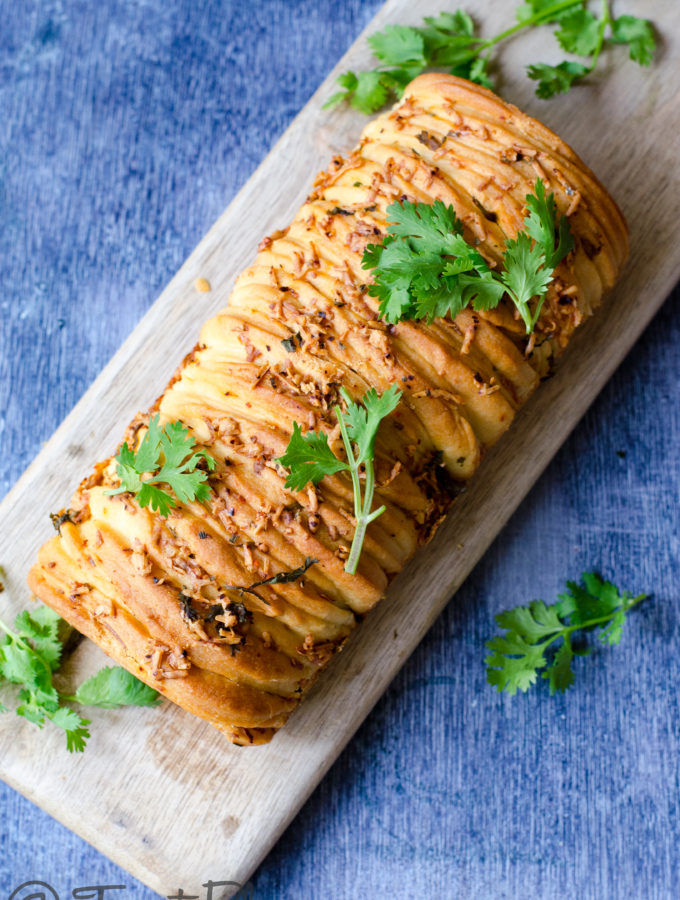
top-left (134, 415), bottom-right (163, 473)
top-left (516, 0), bottom-right (576, 25)
top-left (343, 384), bottom-right (401, 465)
top-left (49, 707), bottom-right (91, 753)
top-left (0, 639), bottom-right (41, 685)
top-left (155, 422), bottom-right (215, 505)
top-left (363, 200), bottom-right (505, 325)
top-left (137, 483), bottom-right (177, 517)
top-left (363, 181), bottom-right (572, 334)
top-left (524, 178), bottom-right (572, 266)
top-left (420, 12), bottom-right (478, 69)
top-left (322, 90), bottom-right (348, 111)
top-left (485, 631), bottom-right (547, 695)
top-left (351, 71), bottom-right (392, 115)
top-left (555, 9), bottom-right (602, 57)
top-left (611, 15), bottom-right (656, 67)
top-left (327, 70), bottom-right (400, 115)
top-left (13, 607), bottom-right (62, 671)
top-left (500, 232), bottom-right (553, 331)
top-left (467, 55), bottom-right (494, 90)
top-left (106, 415), bottom-right (216, 516)
top-left (326, 11), bottom-right (481, 113)
top-left (277, 387), bottom-right (401, 574)
top-left (277, 422), bottom-right (348, 492)
top-left (485, 573), bottom-right (649, 696)
top-left (422, 10), bottom-right (475, 45)
top-left (542, 640), bottom-right (575, 694)
top-left (0, 605), bottom-right (162, 751)
top-left (599, 610), bottom-right (626, 647)
top-left (494, 599), bottom-right (564, 642)
top-left (74, 666), bottom-right (162, 709)
top-left (16, 691), bottom-right (51, 725)
top-left (527, 61), bottom-right (591, 99)
top-left (322, 72), bottom-right (358, 110)
top-left (368, 25), bottom-right (427, 68)
top-left (325, 4), bottom-right (656, 111)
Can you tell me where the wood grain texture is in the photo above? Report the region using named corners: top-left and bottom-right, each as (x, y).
top-left (1, 1), bottom-right (679, 896)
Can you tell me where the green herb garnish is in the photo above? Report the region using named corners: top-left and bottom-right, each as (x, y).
top-left (0, 605), bottom-right (160, 751)
top-left (362, 179), bottom-right (572, 334)
top-left (217, 557), bottom-right (319, 607)
top-left (106, 415), bottom-right (216, 517)
top-left (250, 557), bottom-right (318, 588)
top-left (325, 3), bottom-right (656, 113)
top-left (276, 385), bottom-right (401, 575)
top-left (485, 572), bottom-right (648, 695)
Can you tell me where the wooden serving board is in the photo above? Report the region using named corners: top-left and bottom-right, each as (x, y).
top-left (1, 1), bottom-right (678, 895)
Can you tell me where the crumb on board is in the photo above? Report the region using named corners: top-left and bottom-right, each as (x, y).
top-left (195, 277), bottom-right (212, 293)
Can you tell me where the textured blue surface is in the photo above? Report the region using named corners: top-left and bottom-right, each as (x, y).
top-left (1, 2), bottom-right (679, 899)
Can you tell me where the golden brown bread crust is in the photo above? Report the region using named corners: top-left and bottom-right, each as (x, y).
top-left (27, 75), bottom-right (628, 745)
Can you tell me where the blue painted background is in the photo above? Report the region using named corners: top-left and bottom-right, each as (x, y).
top-left (1, 2), bottom-right (679, 898)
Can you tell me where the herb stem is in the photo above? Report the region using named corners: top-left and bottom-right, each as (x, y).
top-left (0, 616), bottom-right (43, 663)
top-left (588, 0), bottom-right (612, 73)
top-left (534, 592), bottom-right (648, 653)
top-left (335, 402), bottom-right (384, 577)
top-left (0, 614), bottom-right (59, 685)
top-left (370, 1), bottom-right (583, 74)
top-left (335, 404), bottom-right (362, 520)
top-left (476, 0), bottom-right (581, 53)
top-left (0, 616), bottom-right (19, 642)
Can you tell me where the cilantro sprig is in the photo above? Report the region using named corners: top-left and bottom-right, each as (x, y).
top-left (276, 385), bottom-right (402, 575)
top-left (528, 2), bottom-right (657, 98)
top-left (363, 179), bottom-right (573, 334)
top-left (325, 2), bottom-right (656, 113)
top-left (0, 605), bottom-right (160, 751)
top-left (485, 572), bottom-right (648, 696)
top-left (106, 415), bottom-right (216, 517)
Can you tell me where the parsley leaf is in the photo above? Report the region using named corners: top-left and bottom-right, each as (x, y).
top-left (485, 573), bottom-right (648, 696)
top-left (106, 415), bottom-right (216, 516)
top-left (0, 605), bottom-right (161, 751)
top-left (363, 179), bottom-right (572, 333)
top-left (276, 385), bottom-right (402, 574)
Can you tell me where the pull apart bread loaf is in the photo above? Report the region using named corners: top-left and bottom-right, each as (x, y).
top-left (28, 74), bottom-right (628, 745)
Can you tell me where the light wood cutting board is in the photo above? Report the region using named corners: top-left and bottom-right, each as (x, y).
top-left (1, 1), bottom-right (678, 896)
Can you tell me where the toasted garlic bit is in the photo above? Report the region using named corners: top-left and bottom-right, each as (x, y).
top-left (195, 277), bottom-right (212, 293)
